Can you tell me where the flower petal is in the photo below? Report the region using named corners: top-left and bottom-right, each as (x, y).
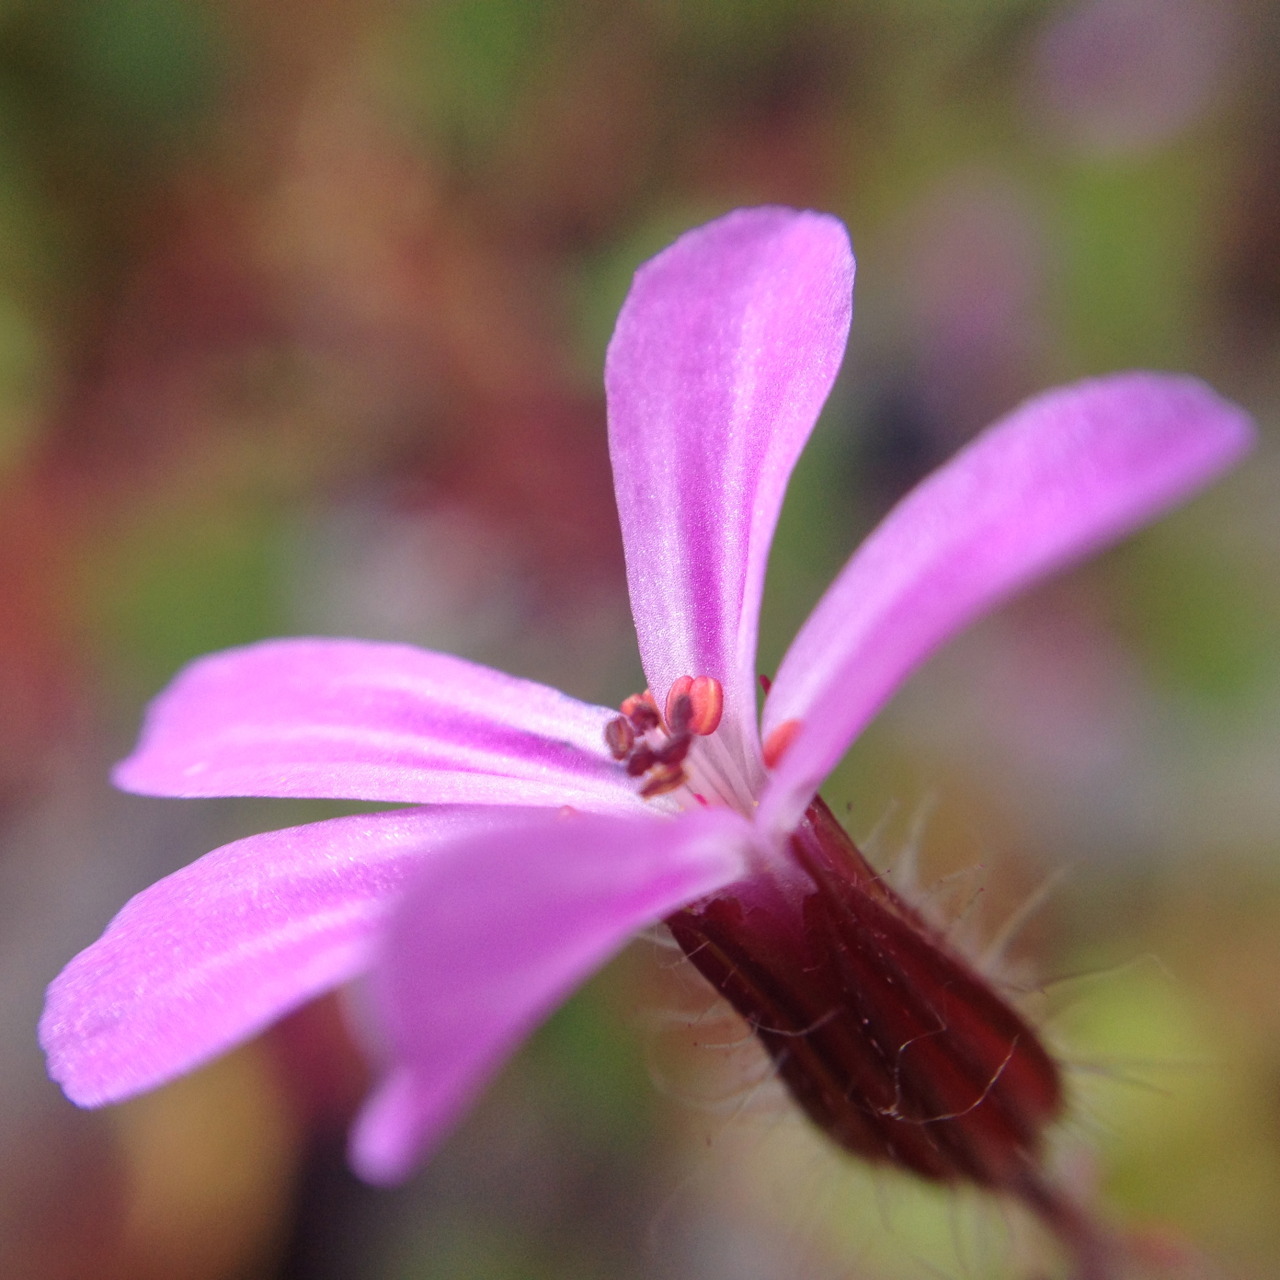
top-left (348, 806), bottom-right (753, 1183)
top-left (114, 639), bottom-right (645, 814)
top-left (760, 372), bottom-right (1255, 833)
top-left (41, 806), bottom-right (544, 1107)
top-left (605, 207), bottom-right (854, 769)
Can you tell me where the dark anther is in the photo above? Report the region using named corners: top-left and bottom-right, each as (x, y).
top-left (640, 764), bottom-right (688, 798)
top-left (604, 717), bottom-right (635, 760)
top-left (667, 692), bottom-right (693, 736)
top-left (621, 693), bottom-right (661, 733)
top-left (653, 734), bottom-right (692, 767)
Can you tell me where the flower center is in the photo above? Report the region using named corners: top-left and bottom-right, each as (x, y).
top-left (605, 676), bottom-right (724, 800)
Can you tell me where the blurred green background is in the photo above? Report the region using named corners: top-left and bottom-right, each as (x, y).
top-left (1, 1), bottom-right (1277, 1277)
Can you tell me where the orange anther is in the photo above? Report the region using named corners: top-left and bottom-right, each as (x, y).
top-left (762, 718), bottom-right (803, 769)
top-left (687, 675), bottom-right (723, 736)
top-left (666, 674), bottom-right (723, 736)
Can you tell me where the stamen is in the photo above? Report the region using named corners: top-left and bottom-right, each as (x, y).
top-left (625, 744), bottom-right (658, 777)
top-left (608, 676), bottom-right (722, 802)
top-left (665, 676), bottom-right (694, 730)
top-left (668, 694), bottom-right (693, 737)
top-left (653, 734), bottom-right (691, 767)
top-left (621, 692), bottom-right (660, 733)
top-left (686, 675), bottom-right (723, 735)
top-left (604, 716), bottom-right (635, 760)
top-left (640, 764), bottom-right (687, 798)
top-left (763, 718), bottom-right (803, 769)
top-left (666, 675), bottom-right (723, 736)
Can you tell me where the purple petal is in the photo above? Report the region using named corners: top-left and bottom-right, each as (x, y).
top-left (760, 372), bottom-right (1255, 833)
top-left (348, 806), bottom-right (752, 1183)
top-left (114, 639), bottom-right (645, 814)
top-left (41, 806), bottom-right (544, 1106)
top-left (605, 207), bottom-right (854, 771)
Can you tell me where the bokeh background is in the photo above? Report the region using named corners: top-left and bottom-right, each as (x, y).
top-left (1, 1), bottom-right (1277, 1276)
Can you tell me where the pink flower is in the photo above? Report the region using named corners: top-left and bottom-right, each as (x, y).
top-left (41, 209), bottom-right (1251, 1208)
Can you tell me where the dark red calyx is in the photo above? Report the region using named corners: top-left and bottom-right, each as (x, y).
top-left (664, 795), bottom-right (1063, 1191)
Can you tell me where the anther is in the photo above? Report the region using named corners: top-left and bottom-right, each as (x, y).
top-left (608, 680), bottom-right (716, 803)
top-left (665, 677), bottom-right (694, 732)
top-left (621, 692), bottom-right (660, 733)
top-left (667, 692), bottom-right (693, 736)
top-left (653, 734), bottom-right (691, 767)
top-left (625, 744), bottom-right (657, 777)
top-left (604, 716), bottom-right (635, 760)
top-left (640, 764), bottom-right (688, 798)
top-left (763, 718), bottom-right (803, 769)
top-left (687, 675), bottom-right (723, 735)
top-left (666, 674), bottom-right (723, 737)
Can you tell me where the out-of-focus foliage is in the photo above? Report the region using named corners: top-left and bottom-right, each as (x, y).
top-left (1, 2), bottom-right (1277, 1278)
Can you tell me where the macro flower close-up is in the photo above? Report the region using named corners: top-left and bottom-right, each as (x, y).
top-left (39, 207), bottom-right (1253, 1276)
